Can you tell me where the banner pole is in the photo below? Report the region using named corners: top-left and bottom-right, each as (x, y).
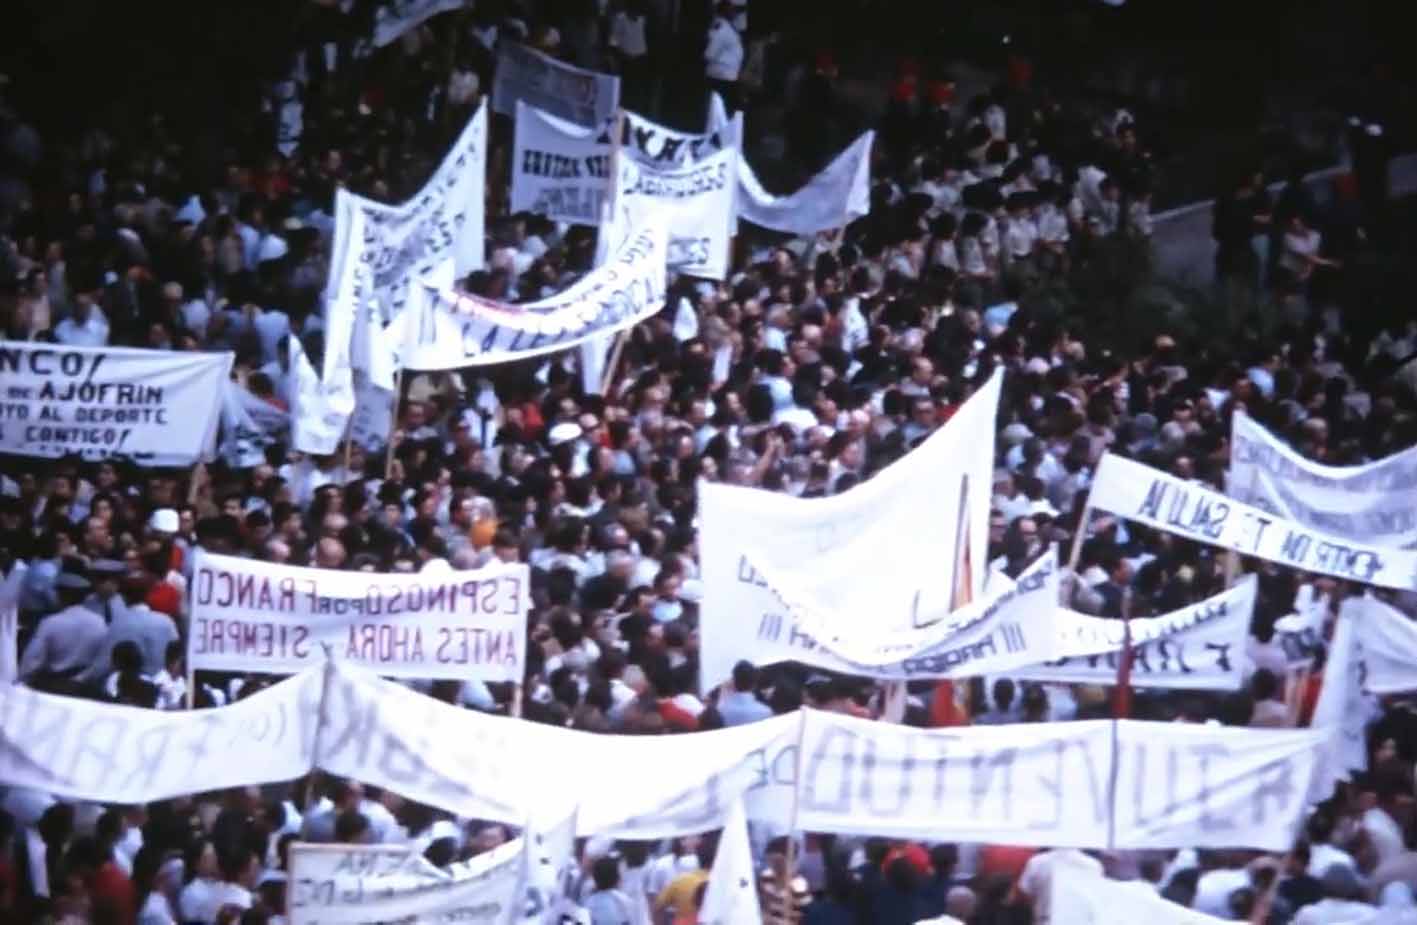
top-left (1066, 501), bottom-right (1092, 573)
top-left (383, 368), bottom-right (403, 480)
top-left (782, 708), bottom-right (807, 924)
top-left (596, 109), bottom-right (630, 397)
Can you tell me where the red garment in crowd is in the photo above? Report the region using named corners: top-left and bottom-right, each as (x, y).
top-left (882, 843), bottom-right (932, 877)
top-left (928, 681), bottom-right (970, 728)
top-left (89, 861), bottom-right (137, 925)
top-left (147, 581), bottom-right (181, 619)
top-left (977, 844), bottom-right (1037, 882)
top-left (658, 699), bottom-right (700, 733)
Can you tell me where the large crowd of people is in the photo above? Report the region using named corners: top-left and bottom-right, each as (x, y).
top-left (1, 2), bottom-right (1415, 924)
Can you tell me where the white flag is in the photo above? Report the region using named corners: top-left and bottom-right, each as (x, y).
top-left (290, 335), bottom-right (354, 456)
top-left (698, 799), bottom-right (762, 925)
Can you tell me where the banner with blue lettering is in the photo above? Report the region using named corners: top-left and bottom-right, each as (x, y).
top-left (1089, 452), bottom-right (1417, 593)
top-left (188, 551), bottom-right (529, 683)
top-left (0, 341), bottom-right (231, 465)
top-left (389, 220), bottom-right (666, 371)
top-left (1009, 576), bottom-right (1257, 691)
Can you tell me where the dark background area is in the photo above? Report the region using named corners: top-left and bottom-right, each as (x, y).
top-left (2, 0), bottom-right (1414, 209)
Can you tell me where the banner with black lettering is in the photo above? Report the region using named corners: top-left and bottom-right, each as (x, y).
top-left (492, 42), bottom-right (619, 128)
top-left (704, 546), bottom-right (1058, 685)
top-left (1088, 453), bottom-right (1417, 593)
top-left (372, 0), bottom-right (465, 47)
top-left (796, 709), bottom-right (1327, 851)
top-left (1009, 576), bottom-right (1257, 690)
top-left (699, 370), bottom-right (1001, 688)
top-left (188, 552), bottom-right (529, 683)
top-left (325, 101), bottom-right (486, 340)
top-left (1229, 410), bottom-right (1417, 548)
top-left (219, 379), bottom-right (290, 469)
top-left (510, 102), bottom-right (610, 226)
top-left (389, 220), bottom-right (666, 371)
top-left (288, 837), bottom-right (524, 925)
top-left (0, 342), bottom-right (230, 465)
top-left (0, 665), bottom-right (320, 804)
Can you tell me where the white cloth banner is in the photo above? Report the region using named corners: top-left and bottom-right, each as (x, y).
top-left (1052, 871), bottom-right (1241, 924)
top-left (0, 342), bottom-right (230, 465)
top-left (1356, 594), bottom-right (1417, 694)
top-left (734, 131), bottom-right (874, 236)
top-left (327, 102), bottom-right (486, 334)
top-left (392, 219), bottom-right (666, 371)
top-left (0, 665), bottom-right (321, 804)
top-left (220, 379), bottom-right (290, 468)
top-left (314, 660), bottom-right (802, 838)
top-left (699, 371), bottom-right (1000, 687)
top-left (1089, 453), bottom-right (1417, 593)
top-left (1306, 597), bottom-right (1367, 803)
top-left (288, 837), bottom-right (524, 925)
top-left (698, 799), bottom-right (762, 925)
top-left (618, 112), bottom-right (740, 280)
top-left (707, 94), bottom-right (872, 235)
top-left (188, 551), bottom-right (529, 683)
top-left (291, 335), bottom-right (353, 456)
top-left (1229, 411), bottom-right (1417, 548)
top-left (492, 42), bottom-right (619, 128)
top-left (708, 547), bottom-right (1059, 683)
top-left (1009, 576), bottom-right (1257, 690)
top-left (796, 710), bottom-right (1326, 850)
top-left (510, 102), bottom-right (611, 227)
top-left (372, 0), bottom-right (465, 47)
top-left (0, 564), bottom-right (23, 685)
top-left (0, 659), bottom-right (1334, 851)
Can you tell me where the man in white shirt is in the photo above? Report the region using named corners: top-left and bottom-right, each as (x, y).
top-left (53, 291), bottom-right (110, 347)
top-left (704, 2), bottom-right (743, 109)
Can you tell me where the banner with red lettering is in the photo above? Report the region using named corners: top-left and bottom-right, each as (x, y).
top-left (188, 552), bottom-right (528, 682)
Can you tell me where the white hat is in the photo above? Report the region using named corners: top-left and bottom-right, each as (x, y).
top-left (548, 422), bottom-right (583, 446)
top-left (256, 234), bottom-right (289, 263)
top-left (420, 558), bottom-right (452, 575)
top-left (175, 194), bottom-right (206, 225)
top-left (148, 508), bottom-right (180, 533)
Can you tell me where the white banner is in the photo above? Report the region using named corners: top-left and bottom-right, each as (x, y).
top-left (707, 94), bottom-right (872, 235)
top-left (188, 552), bottom-right (528, 683)
top-left (0, 564), bottom-right (23, 685)
top-left (288, 837), bottom-right (523, 925)
top-left (291, 335), bottom-right (353, 457)
top-left (617, 134), bottom-right (738, 281)
top-left (0, 658), bottom-right (1335, 852)
top-left (327, 102), bottom-right (486, 333)
top-left (735, 131), bottom-right (874, 236)
top-left (1089, 453), bottom-right (1417, 593)
top-left (492, 42), bottom-right (619, 128)
top-left (1009, 577), bottom-right (1257, 690)
top-left (314, 660), bottom-right (802, 838)
top-left (0, 342), bottom-right (230, 465)
top-left (510, 102), bottom-right (610, 227)
top-left (699, 370), bottom-right (1000, 688)
top-left (698, 799), bottom-right (762, 925)
top-left (1230, 411), bottom-right (1417, 548)
top-left (1052, 871), bottom-right (1241, 924)
top-left (372, 0), bottom-right (464, 47)
top-left (220, 379), bottom-right (290, 468)
top-left (0, 665), bottom-right (321, 804)
top-left (796, 710), bottom-right (1327, 850)
top-left (714, 547), bottom-right (1059, 683)
top-left (1356, 594), bottom-right (1417, 694)
top-left (392, 219), bottom-right (666, 371)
